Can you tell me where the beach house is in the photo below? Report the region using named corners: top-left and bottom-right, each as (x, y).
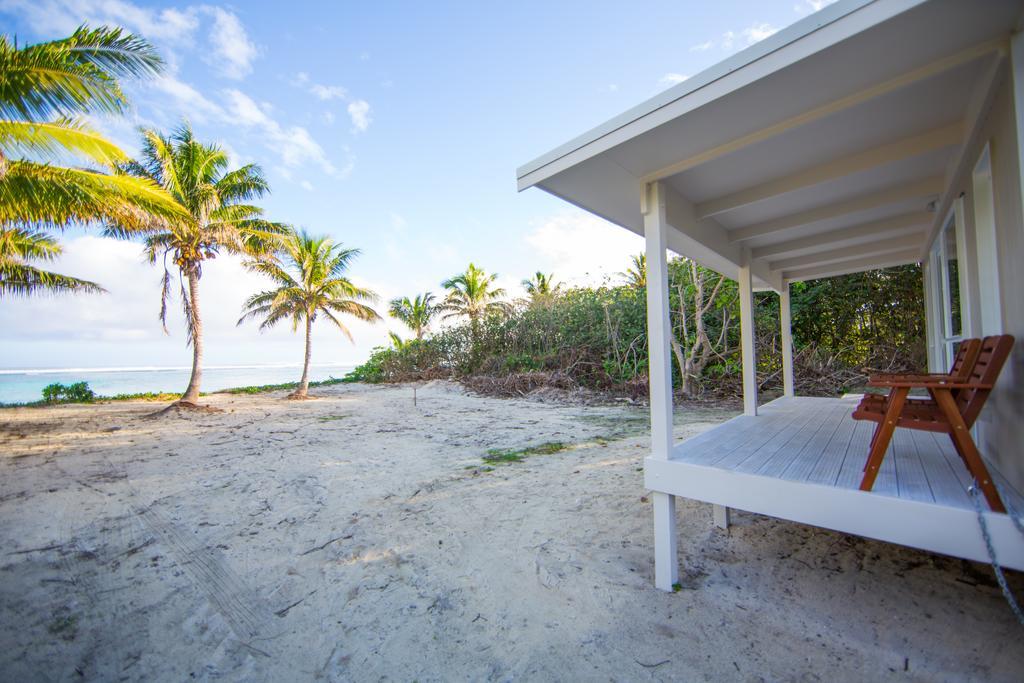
top-left (517, 0), bottom-right (1024, 590)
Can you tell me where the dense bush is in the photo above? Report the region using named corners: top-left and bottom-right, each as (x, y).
top-left (347, 260), bottom-right (926, 398)
top-left (41, 382), bottom-right (96, 404)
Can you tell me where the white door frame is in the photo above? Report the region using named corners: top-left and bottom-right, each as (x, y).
top-left (929, 200), bottom-right (969, 368)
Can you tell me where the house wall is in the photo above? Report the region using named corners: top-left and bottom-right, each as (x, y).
top-left (928, 57), bottom-right (1024, 492)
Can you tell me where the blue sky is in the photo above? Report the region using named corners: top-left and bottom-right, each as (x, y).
top-left (0, 0), bottom-right (834, 370)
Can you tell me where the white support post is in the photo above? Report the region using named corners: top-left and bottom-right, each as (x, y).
top-left (644, 181), bottom-right (678, 591)
top-left (1012, 32), bottom-right (1024, 223)
top-left (738, 260), bottom-right (758, 416)
top-left (780, 282), bottom-right (794, 398)
top-left (712, 504), bottom-right (731, 530)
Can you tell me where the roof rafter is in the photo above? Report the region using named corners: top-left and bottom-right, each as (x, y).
top-left (639, 38), bottom-right (1004, 184)
top-left (696, 123), bottom-right (963, 218)
top-left (782, 248), bottom-right (920, 281)
top-left (728, 176), bottom-right (943, 243)
top-left (768, 233), bottom-right (925, 271)
top-left (658, 181), bottom-right (782, 291)
top-left (750, 211), bottom-right (931, 260)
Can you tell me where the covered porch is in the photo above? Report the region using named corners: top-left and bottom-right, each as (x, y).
top-left (518, 0), bottom-right (1024, 590)
top-left (646, 396), bottom-right (1024, 580)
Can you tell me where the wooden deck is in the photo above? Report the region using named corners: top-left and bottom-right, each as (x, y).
top-left (645, 396), bottom-right (1024, 570)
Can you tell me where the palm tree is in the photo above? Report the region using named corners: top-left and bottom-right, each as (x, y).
top-left (388, 331), bottom-right (410, 350)
top-left (621, 253), bottom-right (647, 288)
top-left (0, 226), bottom-right (102, 296)
top-left (440, 263), bottom-right (509, 324)
top-left (238, 229), bottom-right (380, 399)
top-left (114, 123), bottom-right (287, 405)
top-left (0, 26), bottom-right (185, 255)
top-left (388, 292), bottom-right (436, 340)
top-left (522, 271), bottom-right (561, 302)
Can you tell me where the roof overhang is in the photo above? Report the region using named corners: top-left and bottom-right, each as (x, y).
top-left (517, 0), bottom-right (1023, 291)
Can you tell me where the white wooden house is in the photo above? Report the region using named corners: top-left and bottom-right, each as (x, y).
top-left (517, 0), bottom-right (1024, 590)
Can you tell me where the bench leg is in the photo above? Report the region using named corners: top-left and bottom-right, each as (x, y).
top-left (932, 389), bottom-right (1006, 513)
top-left (860, 387), bottom-right (908, 491)
top-left (713, 504), bottom-right (731, 529)
top-left (653, 492), bottom-right (679, 591)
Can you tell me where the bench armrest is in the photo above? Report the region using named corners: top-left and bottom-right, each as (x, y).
top-left (867, 375), bottom-right (993, 389)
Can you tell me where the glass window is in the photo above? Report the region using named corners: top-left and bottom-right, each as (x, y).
top-left (943, 223), bottom-right (961, 337)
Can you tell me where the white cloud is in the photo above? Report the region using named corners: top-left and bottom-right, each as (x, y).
top-left (300, 180), bottom-right (314, 191)
top-left (524, 212), bottom-right (644, 287)
top-left (659, 73), bottom-right (689, 88)
top-left (149, 74), bottom-right (225, 122)
top-left (347, 99), bottom-right (371, 133)
top-left (0, 0), bottom-right (199, 42)
top-left (0, 236), bottom-right (285, 344)
top-left (693, 20), bottom-right (781, 54)
top-left (293, 72), bottom-right (348, 101)
top-left (225, 89), bottom-right (338, 176)
top-left (795, 0), bottom-right (836, 14)
top-left (291, 73), bottom-right (373, 134)
top-left (310, 83), bottom-right (348, 101)
top-left (203, 6), bottom-right (258, 79)
top-left (1, 1), bottom-right (260, 79)
top-left (742, 22), bottom-right (780, 45)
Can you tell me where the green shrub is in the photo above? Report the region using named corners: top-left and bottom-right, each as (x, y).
top-left (41, 382), bottom-right (95, 404)
top-left (342, 261), bottom-right (925, 397)
top-left (344, 347), bottom-right (389, 383)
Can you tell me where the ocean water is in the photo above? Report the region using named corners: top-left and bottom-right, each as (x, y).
top-left (0, 364), bottom-right (355, 405)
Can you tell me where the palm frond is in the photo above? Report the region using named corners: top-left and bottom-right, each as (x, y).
top-left (216, 163), bottom-right (270, 203)
top-left (0, 118), bottom-right (127, 166)
top-left (57, 25), bottom-right (162, 79)
top-left (0, 227), bottom-right (104, 297)
top-left (0, 261), bottom-right (104, 297)
top-left (1, 160), bottom-right (186, 231)
top-left (0, 25), bottom-right (160, 121)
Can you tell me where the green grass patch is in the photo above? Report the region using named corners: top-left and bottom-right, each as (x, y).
top-left (483, 441), bottom-right (569, 465)
top-left (104, 391), bottom-right (192, 402)
top-left (317, 414), bottom-right (348, 422)
top-left (218, 377), bottom-right (346, 395)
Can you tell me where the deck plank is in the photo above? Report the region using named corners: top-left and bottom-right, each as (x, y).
top-left (758, 401), bottom-right (848, 478)
top-left (910, 428), bottom-right (970, 509)
top-left (718, 400), bottom-right (830, 471)
top-left (803, 401), bottom-right (858, 485)
top-left (679, 398), bottom-right (816, 466)
top-left (891, 426), bottom-right (934, 503)
top-left (836, 420), bottom-right (876, 491)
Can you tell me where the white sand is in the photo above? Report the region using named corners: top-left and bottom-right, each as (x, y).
top-left (0, 381), bottom-right (1021, 681)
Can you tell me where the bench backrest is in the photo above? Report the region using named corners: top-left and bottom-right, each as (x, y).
top-left (950, 338), bottom-right (981, 380)
top-left (958, 334), bottom-right (1016, 427)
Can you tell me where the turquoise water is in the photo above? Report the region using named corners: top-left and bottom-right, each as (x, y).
top-left (0, 364), bottom-right (355, 405)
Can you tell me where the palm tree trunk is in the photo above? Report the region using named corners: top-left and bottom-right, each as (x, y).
top-left (181, 269), bottom-right (203, 404)
top-left (295, 314), bottom-right (313, 397)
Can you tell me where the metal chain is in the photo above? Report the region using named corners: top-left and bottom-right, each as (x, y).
top-left (968, 482), bottom-right (1024, 625)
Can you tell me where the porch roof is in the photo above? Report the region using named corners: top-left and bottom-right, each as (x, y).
top-left (516, 0), bottom-right (1023, 292)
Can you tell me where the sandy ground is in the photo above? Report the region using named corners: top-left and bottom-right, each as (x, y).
top-left (0, 381), bottom-right (1021, 682)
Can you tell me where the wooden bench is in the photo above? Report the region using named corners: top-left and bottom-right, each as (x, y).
top-left (852, 335), bottom-right (1015, 512)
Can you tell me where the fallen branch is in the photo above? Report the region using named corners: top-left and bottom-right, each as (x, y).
top-left (298, 534), bottom-right (352, 556)
top-left (9, 543), bottom-right (63, 555)
top-left (274, 590), bottom-right (317, 617)
top-left (636, 659), bottom-right (670, 668)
